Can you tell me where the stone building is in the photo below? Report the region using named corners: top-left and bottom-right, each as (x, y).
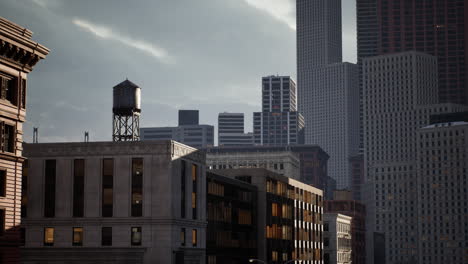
top-left (213, 168), bottom-right (324, 264)
top-left (324, 213), bottom-right (352, 264)
top-left (0, 16), bottom-right (48, 264)
top-left (21, 140), bottom-right (207, 264)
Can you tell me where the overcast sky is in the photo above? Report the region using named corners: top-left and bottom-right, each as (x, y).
top-left (1, 0), bottom-right (356, 143)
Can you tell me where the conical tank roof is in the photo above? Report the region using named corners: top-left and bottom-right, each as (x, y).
top-left (113, 79), bottom-right (140, 89)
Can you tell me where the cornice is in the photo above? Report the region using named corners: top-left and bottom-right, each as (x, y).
top-left (0, 17), bottom-right (49, 72)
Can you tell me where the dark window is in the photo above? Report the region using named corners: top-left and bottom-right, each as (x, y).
top-left (44, 160), bottom-right (56, 218)
top-left (102, 159), bottom-right (113, 217)
top-left (131, 158), bottom-right (143, 217)
top-left (72, 227), bottom-right (83, 246)
top-left (192, 164), bottom-right (197, 220)
top-left (0, 209), bottom-right (4, 236)
top-left (21, 161), bottom-right (27, 217)
top-left (21, 79), bottom-right (26, 109)
top-left (181, 160), bottom-right (186, 218)
top-left (1, 123), bottom-right (15, 153)
top-left (0, 170), bottom-right (5, 197)
top-left (101, 227), bottom-right (112, 246)
top-left (44, 227), bottom-right (54, 246)
top-left (73, 159), bottom-right (85, 217)
top-left (131, 227), bottom-right (142, 246)
top-left (0, 75), bottom-right (17, 105)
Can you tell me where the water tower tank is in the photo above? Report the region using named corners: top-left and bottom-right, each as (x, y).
top-left (113, 79), bottom-right (141, 115)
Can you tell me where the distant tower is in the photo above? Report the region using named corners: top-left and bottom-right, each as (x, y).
top-left (112, 79), bottom-right (141, 141)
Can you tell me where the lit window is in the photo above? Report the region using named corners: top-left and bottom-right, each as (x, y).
top-left (44, 227), bottom-right (54, 246)
top-left (131, 227), bottom-right (142, 246)
top-left (72, 227), bottom-right (83, 246)
top-left (192, 229), bottom-right (197, 247)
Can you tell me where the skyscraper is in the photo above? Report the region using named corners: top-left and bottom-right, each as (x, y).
top-left (357, 0), bottom-right (468, 105)
top-left (218, 113), bottom-right (253, 146)
top-left (297, 0), bottom-right (359, 189)
top-left (253, 76), bottom-right (304, 146)
top-left (363, 51), bottom-right (467, 263)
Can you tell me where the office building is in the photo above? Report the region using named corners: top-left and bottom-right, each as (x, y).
top-left (141, 125), bottom-right (214, 149)
top-left (363, 51), bottom-right (468, 263)
top-left (356, 0), bottom-right (468, 105)
top-left (213, 168), bottom-right (324, 264)
top-left (325, 190), bottom-right (366, 264)
top-left (0, 17), bottom-right (49, 264)
top-left (218, 113), bottom-right (253, 146)
top-left (253, 76), bottom-right (304, 146)
top-left (416, 121), bottom-right (468, 264)
top-left (179, 110), bottom-right (199, 126)
top-left (297, 0), bottom-right (359, 189)
top-left (206, 172), bottom-right (257, 264)
top-left (205, 144), bottom-right (329, 191)
top-left (349, 154), bottom-right (364, 201)
top-left (323, 213), bottom-right (352, 264)
top-left (21, 141), bottom-right (207, 264)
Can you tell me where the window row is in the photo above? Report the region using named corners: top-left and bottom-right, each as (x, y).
top-left (43, 226), bottom-right (142, 246)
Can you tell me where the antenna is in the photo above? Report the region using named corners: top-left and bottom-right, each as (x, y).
top-left (33, 127), bottom-right (38, 143)
top-left (84, 131), bottom-right (89, 142)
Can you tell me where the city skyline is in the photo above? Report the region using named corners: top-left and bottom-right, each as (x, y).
top-left (0, 0), bottom-right (357, 143)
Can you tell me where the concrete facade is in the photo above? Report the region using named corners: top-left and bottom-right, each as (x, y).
top-left (416, 122), bottom-right (468, 264)
top-left (324, 213), bottom-right (352, 264)
top-left (296, 0), bottom-right (359, 189)
top-left (206, 148), bottom-right (300, 180)
top-left (0, 16), bottom-right (48, 264)
top-left (363, 51), bottom-right (468, 264)
top-left (21, 141), bottom-right (207, 264)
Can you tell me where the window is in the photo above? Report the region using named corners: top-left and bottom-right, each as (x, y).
top-left (192, 164), bottom-right (197, 219)
top-left (192, 229), bottom-right (197, 247)
top-left (73, 159), bottom-right (85, 217)
top-left (102, 159), bottom-right (113, 217)
top-left (44, 160), bottom-right (56, 218)
top-left (0, 170), bottom-right (5, 197)
top-left (1, 123), bottom-right (15, 153)
top-left (131, 227), bottom-right (142, 246)
top-left (72, 227), bottom-right (83, 246)
top-left (181, 228), bottom-right (186, 246)
top-left (0, 74), bottom-right (17, 105)
top-left (181, 160), bottom-right (186, 218)
top-left (131, 158), bottom-right (143, 217)
top-left (0, 208), bottom-right (4, 236)
top-left (101, 227), bottom-right (112, 246)
top-left (44, 227), bottom-right (54, 246)
top-left (21, 161), bottom-right (27, 217)
top-left (324, 223), bottom-right (329, 231)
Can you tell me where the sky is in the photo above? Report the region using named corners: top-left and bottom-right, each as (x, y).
top-left (1, 0), bottom-right (356, 143)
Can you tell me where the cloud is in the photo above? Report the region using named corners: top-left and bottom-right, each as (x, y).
top-left (243, 0), bottom-right (296, 30)
top-left (72, 18), bottom-right (173, 64)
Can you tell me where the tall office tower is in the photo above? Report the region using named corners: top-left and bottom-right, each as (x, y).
top-left (363, 51), bottom-right (468, 264)
top-left (297, 0), bottom-right (359, 189)
top-left (253, 76), bottom-right (304, 146)
top-left (0, 17), bottom-right (49, 264)
top-left (356, 0), bottom-right (468, 105)
top-left (218, 113), bottom-right (253, 146)
top-left (178, 110), bottom-right (199, 126)
top-left (416, 121), bottom-right (468, 264)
